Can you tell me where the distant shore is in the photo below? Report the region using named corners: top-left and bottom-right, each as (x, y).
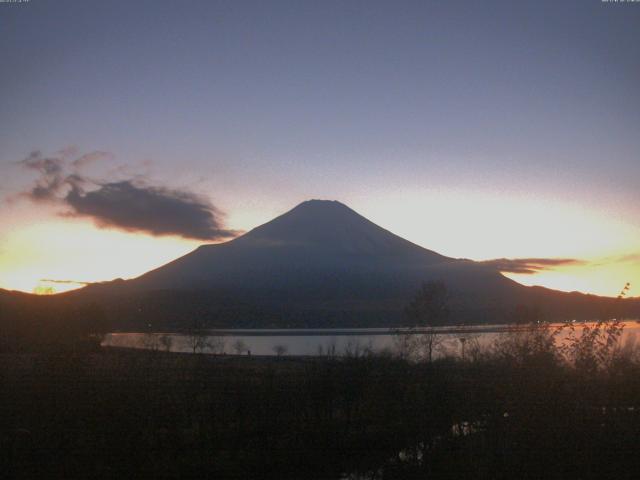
top-left (108, 320), bottom-right (640, 337)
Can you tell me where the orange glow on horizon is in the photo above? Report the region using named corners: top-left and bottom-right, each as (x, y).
top-left (0, 220), bottom-right (202, 294)
top-left (356, 191), bottom-right (640, 298)
top-left (503, 259), bottom-right (637, 298)
top-left (1, 194), bottom-right (638, 298)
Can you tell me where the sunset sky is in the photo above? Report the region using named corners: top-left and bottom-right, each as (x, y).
top-left (1, 0), bottom-right (639, 297)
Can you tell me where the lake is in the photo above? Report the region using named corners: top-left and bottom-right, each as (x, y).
top-left (103, 321), bottom-right (640, 358)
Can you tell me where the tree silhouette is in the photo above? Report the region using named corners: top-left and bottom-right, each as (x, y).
top-left (404, 281), bottom-right (450, 362)
top-left (233, 339), bottom-right (247, 355)
top-left (159, 334), bottom-right (173, 352)
top-left (273, 344), bottom-right (288, 357)
top-left (185, 318), bottom-right (210, 354)
top-left (405, 281), bottom-right (450, 326)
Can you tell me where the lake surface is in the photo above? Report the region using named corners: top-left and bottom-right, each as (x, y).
top-left (103, 321), bottom-right (640, 358)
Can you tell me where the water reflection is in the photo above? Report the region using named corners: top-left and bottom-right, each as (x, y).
top-left (103, 321), bottom-right (640, 358)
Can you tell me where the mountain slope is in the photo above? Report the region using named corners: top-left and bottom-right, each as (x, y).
top-left (128, 199), bottom-right (453, 291)
top-left (59, 199), bottom-right (638, 329)
top-left (97, 199), bottom-right (520, 305)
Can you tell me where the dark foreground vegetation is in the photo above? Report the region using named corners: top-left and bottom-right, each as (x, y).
top-left (2, 321), bottom-right (640, 479)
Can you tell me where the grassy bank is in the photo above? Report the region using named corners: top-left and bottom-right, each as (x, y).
top-left (3, 326), bottom-right (640, 479)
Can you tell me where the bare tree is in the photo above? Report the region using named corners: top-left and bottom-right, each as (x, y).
top-left (393, 329), bottom-right (418, 360)
top-left (232, 339), bottom-right (247, 355)
top-left (405, 281), bottom-right (450, 362)
top-left (209, 335), bottom-right (226, 355)
top-left (459, 336), bottom-right (467, 362)
top-left (159, 334), bottom-right (173, 352)
top-left (343, 339), bottom-right (372, 358)
top-left (186, 319), bottom-right (210, 354)
top-left (273, 344), bottom-right (288, 357)
top-left (142, 332), bottom-right (159, 352)
top-left (415, 331), bottom-right (446, 362)
top-left (327, 338), bottom-right (337, 358)
top-left (461, 334), bottom-right (483, 362)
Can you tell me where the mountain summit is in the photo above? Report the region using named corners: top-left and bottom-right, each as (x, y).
top-left (234, 199), bottom-right (447, 260)
top-left (126, 199), bottom-right (455, 292)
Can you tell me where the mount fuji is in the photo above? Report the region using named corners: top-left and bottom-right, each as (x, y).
top-left (58, 199), bottom-right (636, 329)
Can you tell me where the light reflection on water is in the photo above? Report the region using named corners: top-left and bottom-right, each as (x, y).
top-left (103, 321), bottom-right (640, 358)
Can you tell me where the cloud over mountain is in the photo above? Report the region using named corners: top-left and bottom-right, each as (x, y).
top-left (16, 149), bottom-right (237, 241)
top-left (481, 257), bottom-right (584, 275)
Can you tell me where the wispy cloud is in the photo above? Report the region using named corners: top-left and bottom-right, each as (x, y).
top-left (482, 258), bottom-right (585, 275)
top-left (39, 279), bottom-right (92, 286)
top-left (616, 253), bottom-right (640, 264)
top-left (15, 149), bottom-right (239, 241)
top-left (587, 253), bottom-right (640, 268)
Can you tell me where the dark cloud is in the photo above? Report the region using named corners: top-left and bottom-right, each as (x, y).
top-left (16, 150), bottom-right (238, 241)
top-left (18, 151), bottom-right (67, 201)
top-left (482, 258), bottom-right (584, 275)
top-left (65, 180), bottom-right (238, 240)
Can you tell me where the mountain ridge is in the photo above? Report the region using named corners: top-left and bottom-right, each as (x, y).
top-left (2, 199), bottom-right (638, 329)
